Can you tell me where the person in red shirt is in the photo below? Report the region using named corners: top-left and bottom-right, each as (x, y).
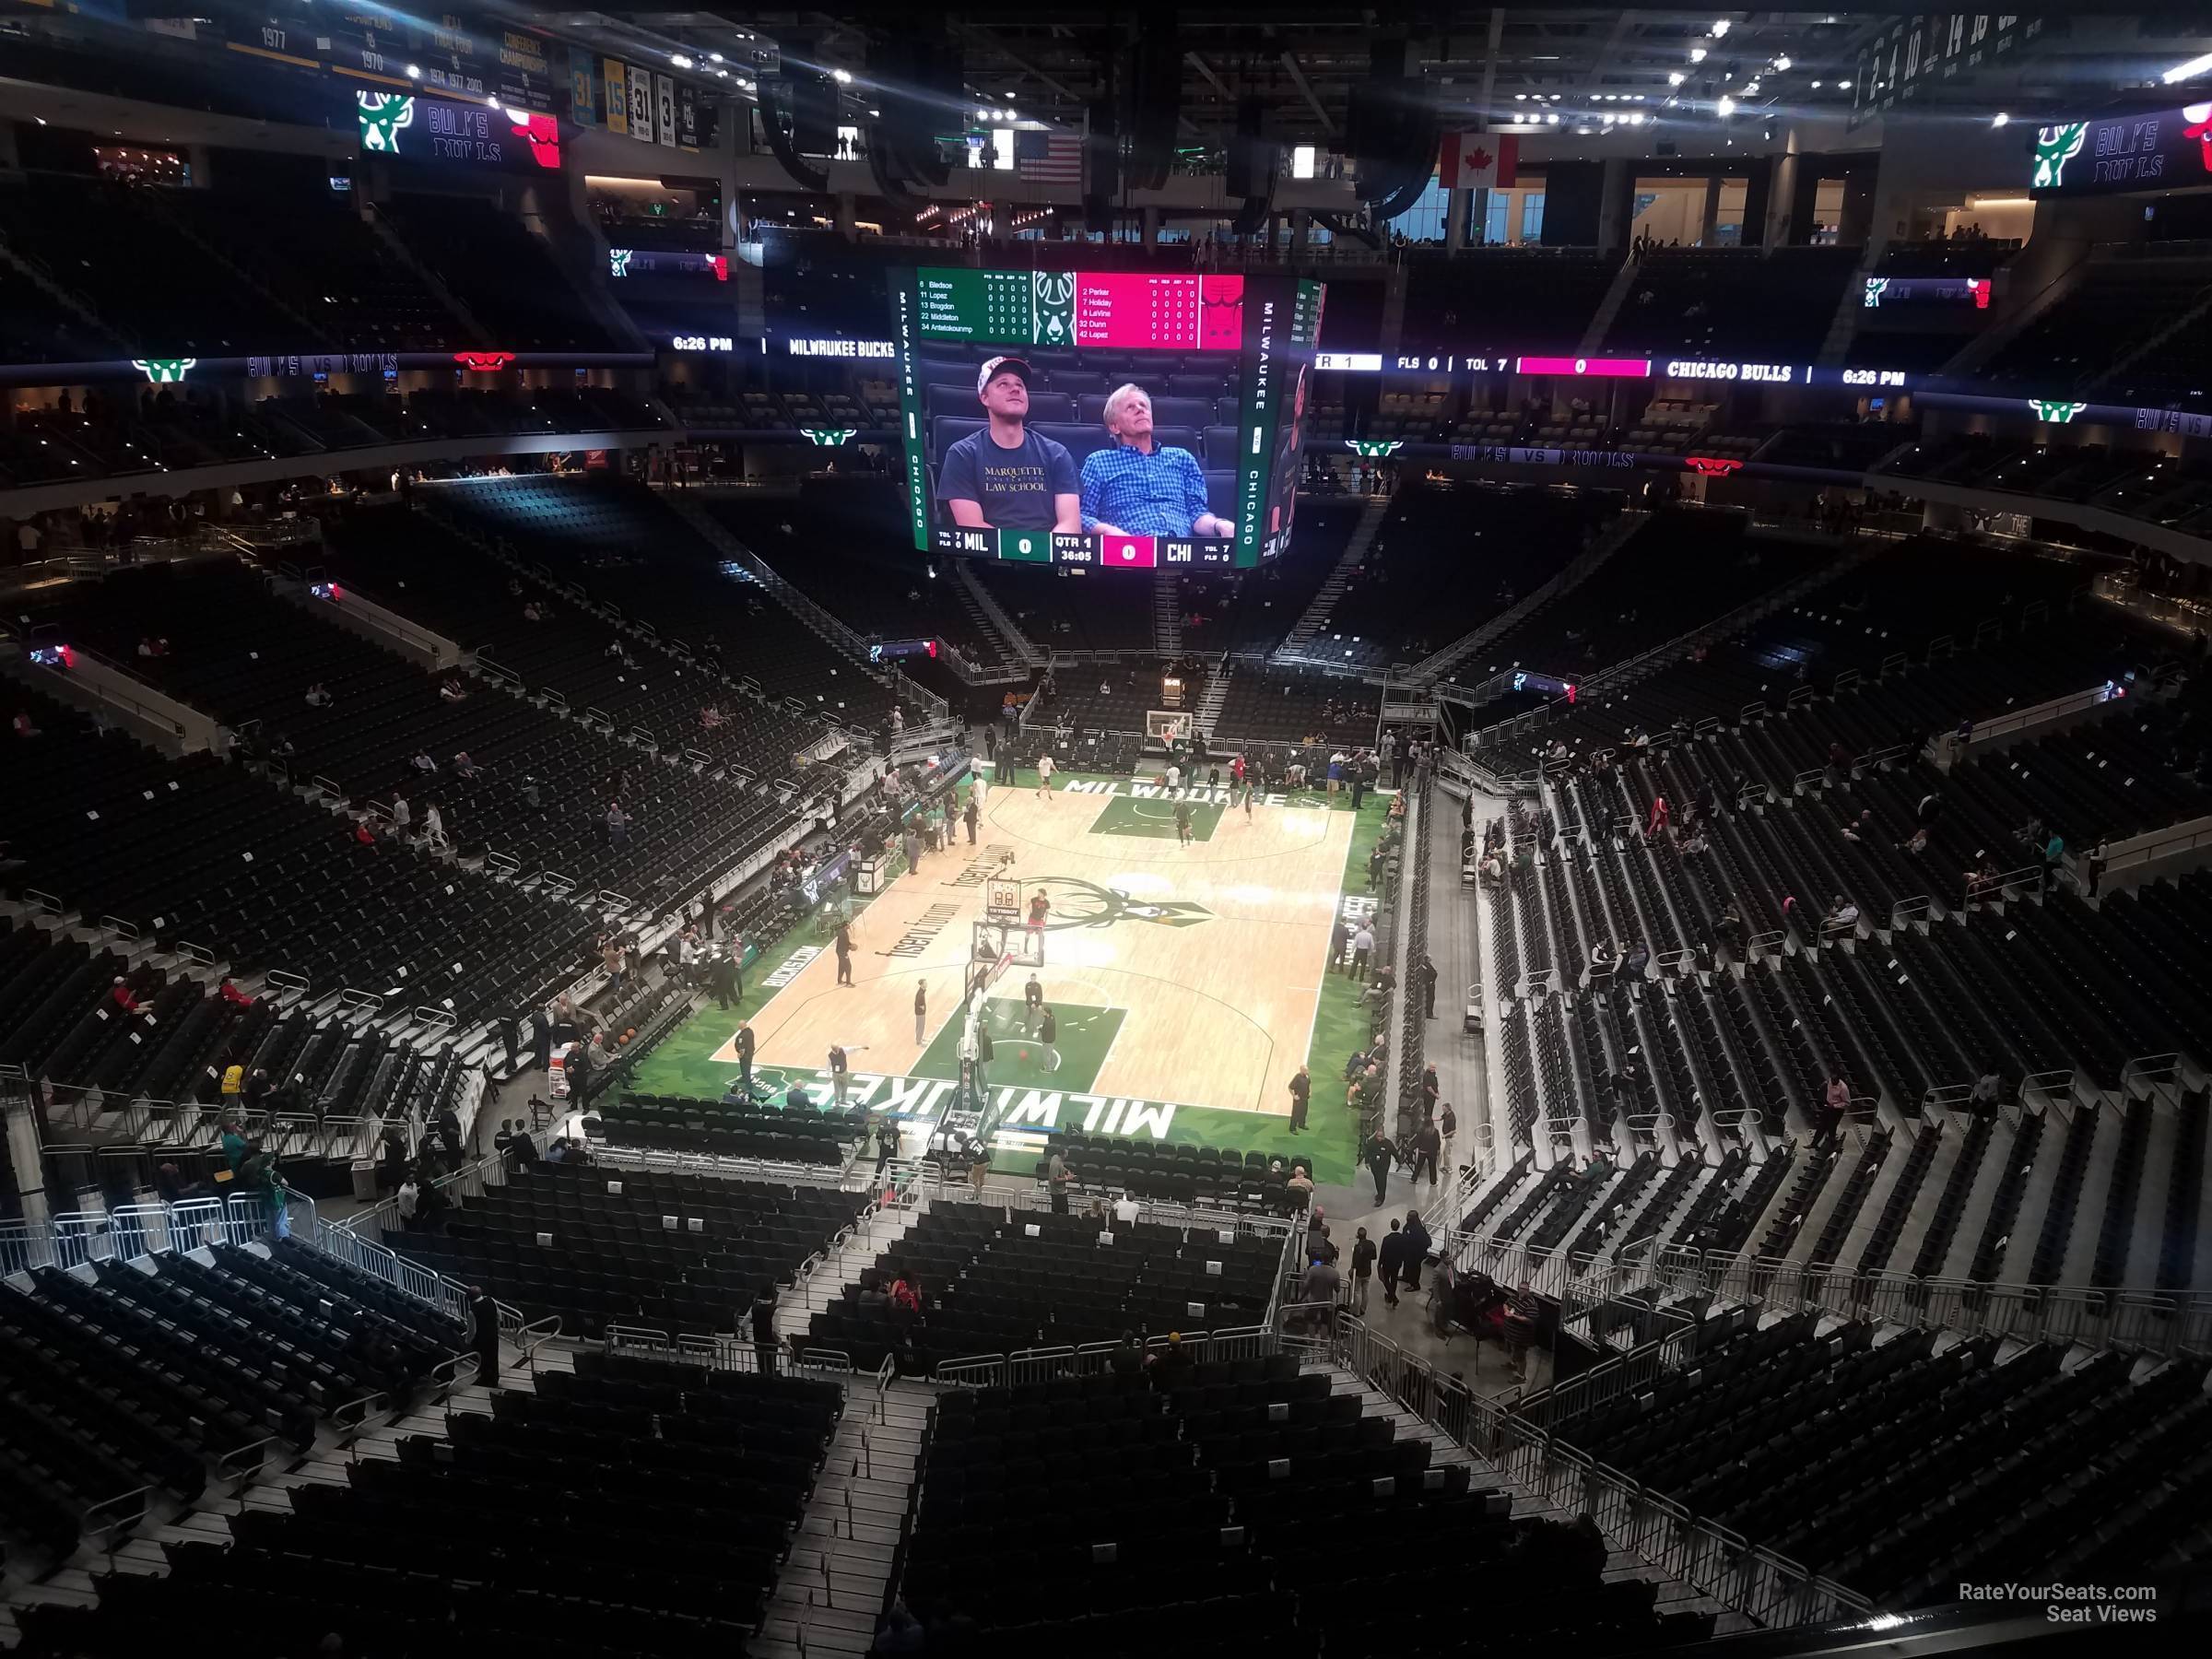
top-left (1027, 889), bottom-right (1051, 935)
top-left (110, 977), bottom-right (137, 1013)
top-left (217, 976), bottom-right (253, 1010)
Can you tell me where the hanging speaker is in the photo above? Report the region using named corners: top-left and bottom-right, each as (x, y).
top-left (1228, 96), bottom-right (1276, 198)
top-left (1123, 21), bottom-right (1180, 192)
top-left (779, 65), bottom-right (839, 156)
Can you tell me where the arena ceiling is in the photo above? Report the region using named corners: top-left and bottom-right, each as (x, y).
top-left (519, 6), bottom-right (2212, 144)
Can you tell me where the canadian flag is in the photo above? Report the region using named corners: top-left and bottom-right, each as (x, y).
top-left (1439, 132), bottom-right (1519, 192)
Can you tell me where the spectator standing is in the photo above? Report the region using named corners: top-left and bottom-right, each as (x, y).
top-left (913, 982), bottom-right (929, 1045)
top-left (827, 1042), bottom-right (861, 1105)
top-left (835, 923), bottom-right (854, 987)
top-left (1350, 921), bottom-right (1375, 982)
top-left (1377, 1218), bottom-right (1407, 1307)
top-left (750, 1288), bottom-right (780, 1375)
top-left (469, 1285), bottom-right (500, 1388)
top-left (735, 1020), bottom-right (756, 1098)
top-left (1400, 1209), bottom-right (1431, 1293)
top-left (1504, 1280), bottom-right (1539, 1382)
top-left (1047, 1147), bottom-right (1075, 1214)
top-left (1820, 1074), bottom-right (1851, 1148)
top-left (1415, 951), bottom-right (1439, 1018)
top-left (1366, 1133), bottom-right (1394, 1204)
top-left (1411, 1119), bottom-right (1441, 1186)
top-left (1302, 1252), bottom-right (1341, 1329)
top-left (1287, 1065), bottom-right (1311, 1134)
top-left (1348, 1226), bottom-right (1376, 1313)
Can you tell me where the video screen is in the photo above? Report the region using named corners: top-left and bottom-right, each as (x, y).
top-left (889, 268), bottom-right (1323, 571)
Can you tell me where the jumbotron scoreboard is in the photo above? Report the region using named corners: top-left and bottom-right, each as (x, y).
top-left (889, 265), bottom-right (1324, 569)
top-left (914, 270), bottom-right (1250, 353)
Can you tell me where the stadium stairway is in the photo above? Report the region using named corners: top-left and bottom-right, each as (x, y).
top-left (949, 558), bottom-right (1041, 668)
top-left (1296, 1342), bottom-right (1750, 1632)
top-left (1274, 496), bottom-right (1387, 659)
top-left (1412, 510), bottom-right (1650, 686)
top-left (657, 491), bottom-right (944, 721)
top-left (756, 1377), bottom-right (932, 1659)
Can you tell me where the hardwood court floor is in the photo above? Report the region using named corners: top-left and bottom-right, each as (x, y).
top-left (713, 785), bottom-right (1355, 1119)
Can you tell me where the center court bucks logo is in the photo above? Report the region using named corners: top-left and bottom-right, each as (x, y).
top-left (357, 91), bottom-right (416, 154)
top-left (2028, 399), bottom-right (2088, 424)
top-left (2032, 123), bottom-right (2088, 189)
top-left (1033, 876), bottom-right (1212, 931)
top-left (1032, 271), bottom-right (1076, 347)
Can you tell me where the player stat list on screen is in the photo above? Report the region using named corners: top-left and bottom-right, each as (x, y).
top-left (916, 269), bottom-right (1247, 351)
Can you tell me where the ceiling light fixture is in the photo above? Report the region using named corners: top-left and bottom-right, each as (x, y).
top-left (1712, 19), bottom-right (1731, 38)
top-left (1716, 96), bottom-right (1736, 117)
top-left (1993, 112), bottom-right (2010, 126)
top-left (1689, 46), bottom-right (1708, 64)
top-left (670, 53), bottom-right (692, 69)
top-left (1669, 71), bottom-right (1686, 86)
top-left (2164, 52), bottom-right (2212, 84)
top-left (1773, 55), bottom-right (1791, 72)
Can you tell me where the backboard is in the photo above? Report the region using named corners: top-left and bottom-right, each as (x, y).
top-left (983, 876), bottom-right (1021, 919)
top-left (971, 918), bottom-right (1044, 969)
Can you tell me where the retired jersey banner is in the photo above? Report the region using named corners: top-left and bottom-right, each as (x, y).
top-left (628, 65), bottom-right (655, 143)
top-left (654, 72), bottom-right (677, 147)
top-left (568, 48), bottom-right (598, 127)
top-left (603, 58), bottom-right (629, 136)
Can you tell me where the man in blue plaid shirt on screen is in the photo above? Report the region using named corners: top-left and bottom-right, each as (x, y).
top-left (1079, 383), bottom-right (1237, 540)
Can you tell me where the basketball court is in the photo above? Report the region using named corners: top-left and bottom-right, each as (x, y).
top-left (702, 782), bottom-right (1356, 1127)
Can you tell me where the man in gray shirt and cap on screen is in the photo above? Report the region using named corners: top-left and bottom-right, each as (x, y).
top-left (939, 355), bottom-right (1081, 533)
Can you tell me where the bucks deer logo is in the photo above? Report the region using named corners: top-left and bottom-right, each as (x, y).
top-left (357, 91), bottom-right (416, 154)
top-left (800, 429), bottom-right (858, 446)
top-left (2028, 399), bottom-right (2088, 424)
top-left (1032, 271), bottom-right (1076, 347)
top-left (608, 248), bottom-right (633, 278)
top-left (1344, 440), bottom-right (1404, 457)
top-left (2032, 123), bottom-right (2087, 189)
top-left (1032, 876), bottom-right (1212, 931)
top-left (1862, 276), bottom-right (1888, 308)
top-left (129, 359), bottom-right (195, 384)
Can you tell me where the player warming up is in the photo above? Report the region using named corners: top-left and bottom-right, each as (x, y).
top-left (1035, 752), bottom-right (1055, 798)
top-left (1026, 888), bottom-right (1052, 937)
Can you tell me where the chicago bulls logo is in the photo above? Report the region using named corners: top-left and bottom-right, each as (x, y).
top-left (1683, 456), bottom-right (1743, 477)
top-left (453, 352), bottom-right (516, 373)
top-left (510, 111), bottom-right (561, 170)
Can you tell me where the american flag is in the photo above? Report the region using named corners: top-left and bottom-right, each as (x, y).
top-left (1015, 129), bottom-right (1084, 185)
